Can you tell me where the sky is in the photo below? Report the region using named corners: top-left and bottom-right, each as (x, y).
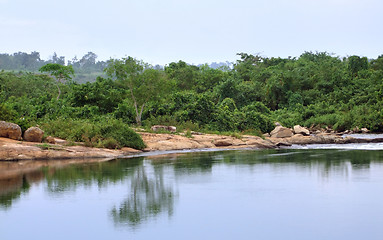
top-left (1, 0), bottom-right (382, 65)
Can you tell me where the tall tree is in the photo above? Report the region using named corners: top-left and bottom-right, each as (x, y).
top-left (105, 57), bottom-right (169, 125)
top-left (39, 63), bottom-right (75, 99)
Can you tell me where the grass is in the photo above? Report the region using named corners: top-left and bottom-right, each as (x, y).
top-left (35, 143), bottom-right (64, 151)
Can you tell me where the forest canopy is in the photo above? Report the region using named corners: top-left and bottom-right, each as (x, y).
top-left (1, 51), bottom-right (383, 148)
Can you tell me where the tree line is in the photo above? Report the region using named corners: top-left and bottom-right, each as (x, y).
top-left (0, 51), bottom-right (107, 83)
top-left (1, 51), bottom-right (383, 149)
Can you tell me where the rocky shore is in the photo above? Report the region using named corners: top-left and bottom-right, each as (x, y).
top-left (1, 126), bottom-right (383, 161)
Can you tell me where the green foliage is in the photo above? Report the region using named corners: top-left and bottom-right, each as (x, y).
top-left (39, 63), bottom-right (75, 82)
top-left (347, 55), bottom-right (368, 77)
top-left (2, 50), bottom-right (383, 146)
top-left (39, 63), bottom-right (75, 99)
top-left (213, 103), bottom-right (241, 132)
top-left (165, 60), bottom-right (200, 90)
top-left (41, 118), bottom-right (145, 150)
top-left (241, 111), bottom-right (274, 133)
top-left (105, 57), bottom-right (170, 125)
top-left (0, 103), bottom-right (16, 121)
top-left (69, 77), bottom-right (123, 113)
top-left (0, 71), bottom-right (56, 100)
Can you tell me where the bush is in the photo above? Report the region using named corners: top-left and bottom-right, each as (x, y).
top-left (0, 104), bottom-right (16, 121)
top-left (142, 115), bottom-right (179, 129)
top-left (40, 118), bottom-right (145, 150)
top-left (240, 111), bottom-right (274, 133)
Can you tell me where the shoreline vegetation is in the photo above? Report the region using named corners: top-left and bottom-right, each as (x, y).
top-left (1, 51), bottom-right (383, 161)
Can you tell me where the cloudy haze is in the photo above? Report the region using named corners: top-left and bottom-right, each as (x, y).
top-left (1, 0), bottom-right (382, 64)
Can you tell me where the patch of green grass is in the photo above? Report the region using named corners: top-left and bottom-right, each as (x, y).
top-left (185, 130), bottom-right (193, 138)
top-left (35, 143), bottom-right (63, 151)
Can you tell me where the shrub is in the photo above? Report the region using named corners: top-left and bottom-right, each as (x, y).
top-left (240, 111), bottom-right (274, 133)
top-left (0, 104), bottom-right (16, 121)
top-left (40, 118), bottom-right (145, 150)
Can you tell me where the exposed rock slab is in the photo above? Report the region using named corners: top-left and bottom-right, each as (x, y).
top-left (0, 137), bottom-right (138, 161)
top-left (139, 132), bottom-right (277, 151)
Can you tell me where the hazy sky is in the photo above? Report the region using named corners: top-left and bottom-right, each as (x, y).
top-left (1, 0), bottom-right (382, 65)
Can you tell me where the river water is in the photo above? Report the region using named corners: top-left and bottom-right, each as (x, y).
top-left (1, 144), bottom-right (383, 240)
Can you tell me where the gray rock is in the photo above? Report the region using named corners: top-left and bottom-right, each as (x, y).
top-left (0, 121), bottom-right (22, 140)
top-left (24, 127), bottom-right (44, 142)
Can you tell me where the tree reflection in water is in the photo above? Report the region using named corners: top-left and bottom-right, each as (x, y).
top-left (110, 162), bottom-right (175, 227)
top-left (1, 148), bottom-right (382, 227)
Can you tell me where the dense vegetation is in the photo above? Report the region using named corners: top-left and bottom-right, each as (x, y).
top-left (1, 51), bottom-right (383, 148)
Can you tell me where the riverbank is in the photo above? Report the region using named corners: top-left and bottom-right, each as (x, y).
top-left (2, 130), bottom-right (383, 161)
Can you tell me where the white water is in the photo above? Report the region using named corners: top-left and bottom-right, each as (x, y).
top-left (288, 143), bottom-right (383, 150)
top-left (343, 133), bottom-right (383, 139)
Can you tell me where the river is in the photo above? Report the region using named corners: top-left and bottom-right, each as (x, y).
top-left (1, 144), bottom-right (383, 240)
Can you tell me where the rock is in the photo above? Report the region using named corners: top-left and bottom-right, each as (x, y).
top-left (293, 125), bottom-right (310, 136)
top-left (343, 130), bottom-right (351, 134)
top-left (24, 127), bottom-right (44, 142)
top-left (46, 136), bottom-right (56, 144)
top-left (270, 126), bottom-right (294, 138)
top-left (191, 131), bottom-right (204, 135)
top-left (361, 128), bottom-right (369, 133)
top-left (352, 126), bottom-right (361, 133)
top-left (274, 122), bottom-right (282, 127)
top-left (213, 139), bottom-right (233, 147)
top-left (151, 125), bottom-right (177, 133)
top-left (276, 142), bottom-right (292, 147)
top-left (325, 126), bottom-right (333, 133)
top-left (263, 133), bottom-right (271, 138)
top-left (0, 121), bottom-right (22, 140)
top-left (288, 134), bottom-right (313, 144)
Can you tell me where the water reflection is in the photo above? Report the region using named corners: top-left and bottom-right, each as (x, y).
top-left (1, 148), bottom-right (383, 229)
top-left (111, 163), bottom-right (175, 228)
top-left (0, 174), bottom-right (30, 210)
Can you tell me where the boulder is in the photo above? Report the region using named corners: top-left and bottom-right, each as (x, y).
top-left (24, 127), bottom-right (44, 142)
top-left (293, 125), bottom-right (310, 136)
top-left (274, 122), bottom-right (282, 127)
top-left (151, 125), bottom-right (177, 133)
top-left (270, 126), bottom-right (294, 138)
top-left (0, 121), bottom-right (22, 140)
top-left (361, 128), bottom-right (369, 134)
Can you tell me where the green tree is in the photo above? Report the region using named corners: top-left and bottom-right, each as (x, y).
top-left (165, 61), bottom-right (200, 90)
top-left (348, 55), bottom-right (368, 77)
top-left (105, 57), bottom-right (169, 125)
top-left (39, 63), bottom-right (75, 99)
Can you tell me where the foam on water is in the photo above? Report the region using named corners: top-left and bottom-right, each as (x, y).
top-left (288, 142), bottom-right (383, 150)
top-left (343, 133), bottom-right (383, 139)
